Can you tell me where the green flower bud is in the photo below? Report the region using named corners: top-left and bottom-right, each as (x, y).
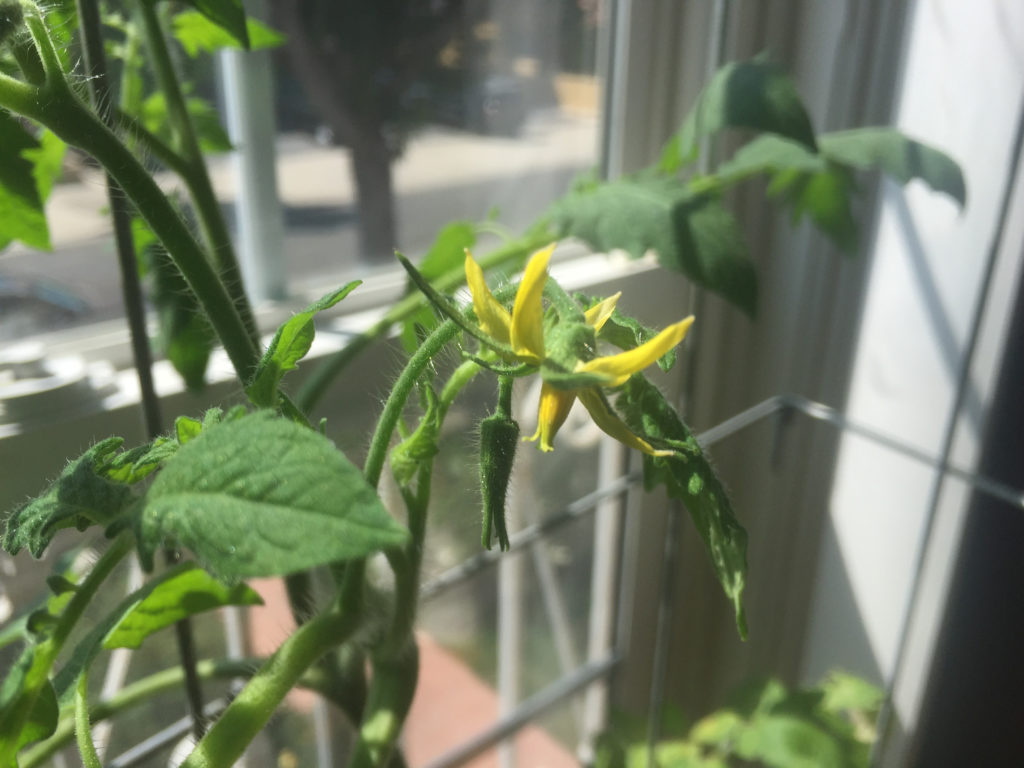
top-left (479, 412), bottom-right (519, 551)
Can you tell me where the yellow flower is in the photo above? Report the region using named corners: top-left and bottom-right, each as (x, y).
top-left (465, 246), bottom-right (694, 456)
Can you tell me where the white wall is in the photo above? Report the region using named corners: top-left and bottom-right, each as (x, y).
top-left (801, 0), bottom-right (1024, 762)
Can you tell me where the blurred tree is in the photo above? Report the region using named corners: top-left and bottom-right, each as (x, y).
top-left (270, 0), bottom-right (467, 263)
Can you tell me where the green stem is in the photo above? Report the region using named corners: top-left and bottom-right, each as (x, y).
top-left (180, 593), bottom-right (361, 768)
top-left (363, 321), bottom-right (460, 490)
top-left (74, 675), bottom-right (101, 768)
top-left (137, 1), bottom-right (258, 347)
top-left (21, 657), bottom-right (349, 767)
top-left (0, 73), bottom-right (261, 381)
top-left (0, 535), bottom-right (131, 767)
top-left (348, 641), bottom-right (419, 768)
top-left (297, 230), bottom-right (554, 411)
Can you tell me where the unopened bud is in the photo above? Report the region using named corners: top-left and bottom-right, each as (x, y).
top-left (479, 412), bottom-right (519, 551)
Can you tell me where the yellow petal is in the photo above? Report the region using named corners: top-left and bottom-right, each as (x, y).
top-left (577, 389), bottom-right (673, 457)
top-left (525, 382), bottom-right (576, 452)
top-left (465, 250), bottom-right (512, 345)
top-left (584, 292), bottom-right (621, 332)
top-left (510, 244), bottom-right (554, 364)
top-left (578, 315), bottom-right (694, 387)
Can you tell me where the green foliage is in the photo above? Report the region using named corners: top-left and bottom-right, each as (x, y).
top-left (50, 561), bottom-right (257, 702)
top-left (597, 673), bottom-right (882, 768)
top-left (172, 10), bottom-right (283, 57)
top-left (618, 376), bottom-right (748, 637)
top-left (247, 281), bottom-right (361, 407)
top-left (700, 131), bottom-right (966, 253)
top-left (660, 58), bottom-right (818, 173)
top-left (2, 439), bottom-right (133, 558)
top-left (0, 110), bottom-right (51, 251)
top-left (141, 92), bottom-right (232, 154)
top-left (134, 411), bottom-right (409, 578)
top-left (104, 564), bottom-right (262, 649)
top-left (819, 128), bottom-right (967, 205)
top-left (549, 178), bottom-right (757, 316)
top-left (101, 436), bottom-right (179, 483)
top-left (176, 0), bottom-right (249, 49)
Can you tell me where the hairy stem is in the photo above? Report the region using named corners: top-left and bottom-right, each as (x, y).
top-left (138, 0), bottom-right (259, 347)
top-left (74, 675), bottom-right (102, 768)
top-left (180, 590), bottom-right (362, 768)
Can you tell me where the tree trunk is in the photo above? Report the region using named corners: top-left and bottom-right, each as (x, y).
top-left (348, 123), bottom-right (397, 264)
top-left (271, 1), bottom-right (398, 265)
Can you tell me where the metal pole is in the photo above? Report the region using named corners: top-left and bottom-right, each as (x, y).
top-left (218, 0), bottom-right (286, 303)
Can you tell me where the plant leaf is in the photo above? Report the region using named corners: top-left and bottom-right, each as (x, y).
top-left (417, 221), bottom-right (477, 282)
top-left (101, 437), bottom-right (179, 484)
top-left (141, 92), bottom-right (232, 154)
top-left (177, 0), bottom-right (249, 49)
top-left (768, 165), bottom-right (859, 254)
top-left (618, 376), bottom-right (748, 637)
top-left (550, 176), bottom-right (757, 316)
top-left (0, 109), bottom-right (50, 251)
top-left (2, 439), bottom-right (133, 558)
top-left (104, 564), bottom-right (261, 649)
top-left (135, 412), bottom-right (408, 579)
top-left (819, 127), bottom-right (967, 206)
top-left (701, 134), bottom-right (826, 191)
top-left (173, 9), bottom-right (283, 57)
top-left (22, 129), bottom-right (66, 202)
top-left (661, 58), bottom-right (817, 172)
top-left (0, 644), bottom-right (58, 757)
top-left (247, 282), bottom-right (361, 407)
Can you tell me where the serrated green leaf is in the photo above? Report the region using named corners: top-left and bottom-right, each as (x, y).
top-left (247, 282), bottom-right (361, 407)
top-left (0, 109), bottom-right (50, 251)
top-left (820, 127), bottom-right (966, 206)
top-left (618, 376), bottom-right (748, 637)
top-left (135, 412), bottom-right (408, 579)
top-left (102, 437), bottom-right (179, 484)
top-left (104, 564), bottom-right (261, 649)
top-left (177, 0), bottom-right (249, 49)
top-left (661, 58), bottom-right (817, 172)
top-left (2, 439), bottom-right (133, 558)
top-left (173, 9), bottom-right (283, 56)
top-left (550, 177), bottom-right (757, 316)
